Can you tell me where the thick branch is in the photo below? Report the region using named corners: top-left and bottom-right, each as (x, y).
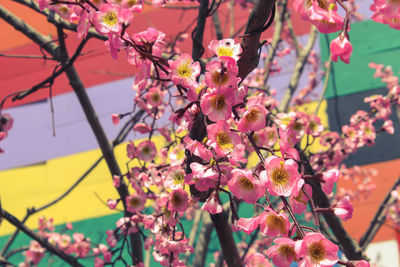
top-left (210, 210), bottom-right (243, 267)
top-left (359, 176), bottom-right (400, 250)
top-left (0, 4), bottom-right (59, 59)
top-left (237, 0), bottom-right (276, 80)
top-left (299, 147), bottom-right (365, 260)
top-left (193, 213), bottom-right (213, 267)
top-left (192, 0), bottom-right (209, 62)
top-left (0, 209), bottom-right (84, 267)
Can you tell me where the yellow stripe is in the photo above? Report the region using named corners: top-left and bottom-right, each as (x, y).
top-left (0, 135), bottom-right (168, 236)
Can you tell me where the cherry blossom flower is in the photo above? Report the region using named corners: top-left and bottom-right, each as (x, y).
top-left (321, 169), bottom-right (339, 195)
top-left (296, 232), bottom-right (339, 267)
top-left (308, 2), bottom-right (344, 34)
top-left (200, 88), bottom-right (234, 122)
top-left (237, 104), bottom-right (268, 132)
top-left (266, 238), bottom-right (297, 267)
top-left (260, 156), bottom-right (300, 197)
top-left (333, 196), bottom-right (353, 220)
top-left (136, 140), bottom-right (157, 161)
top-left (208, 38), bottom-right (242, 61)
top-left (126, 192), bottom-right (146, 213)
top-left (205, 57), bottom-right (239, 90)
top-left (145, 87), bottom-right (165, 108)
top-left (94, 4), bottom-right (123, 34)
top-left (330, 34), bottom-right (353, 64)
top-left (258, 208), bottom-right (290, 237)
top-left (228, 169), bottom-right (265, 203)
top-left (245, 252), bottom-right (272, 267)
top-left (201, 190), bottom-right (223, 214)
top-left (168, 188), bottom-right (189, 212)
top-left (207, 120), bottom-right (241, 156)
top-left (169, 53), bottom-right (200, 88)
top-left (127, 141), bottom-right (137, 159)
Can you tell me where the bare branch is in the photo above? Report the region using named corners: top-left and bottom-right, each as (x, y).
top-left (359, 176), bottom-right (400, 250)
top-left (279, 26), bottom-right (318, 112)
top-left (237, 0), bottom-right (276, 80)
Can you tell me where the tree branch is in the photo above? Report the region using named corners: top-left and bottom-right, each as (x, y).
top-left (359, 176), bottom-right (400, 250)
top-left (279, 26), bottom-right (318, 112)
top-left (0, 209), bottom-right (84, 267)
top-left (237, 0), bottom-right (276, 80)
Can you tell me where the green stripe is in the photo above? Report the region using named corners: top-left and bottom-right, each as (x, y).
top-left (320, 20), bottom-right (400, 99)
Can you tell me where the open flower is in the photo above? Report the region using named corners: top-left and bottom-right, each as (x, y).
top-left (208, 38), bottom-right (242, 61)
top-left (296, 233), bottom-right (339, 267)
top-left (126, 193), bottom-right (146, 213)
top-left (260, 156), bottom-right (300, 197)
top-left (137, 140), bottom-right (157, 161)
top-left (200, 88), bottom-right (234, 122)
top-left (228, 169), bottom-right (265, 203)
top-left (237, 104), bottom-right (268, 132)
top-left (168, 189), bottom-right (189, 212)
top-left (207, 120), bottom-right (241, 156)
top-left (169, 53), bottom-right (200, 88)
top-left (205, 57), bottom-right (239, 90)
top-left (258, 207), bottom-right (290, 237)
top-left (266, 238), bottom-right (297, 267)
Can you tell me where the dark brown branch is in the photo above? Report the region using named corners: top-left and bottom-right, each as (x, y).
top-left (0, 209), bottom-right (84, 267)
top-left (210, 210), bottom-right (243, 267)
top-left (237, 0), bottom-right (276, 80)
top-left (191, 0), bottom-right (209, 62)
top-left (359, 176), bottom-right (400, 250)
top-left (299, 146), bottom-right (365, 260)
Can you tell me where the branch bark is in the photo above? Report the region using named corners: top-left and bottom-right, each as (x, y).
top-left (0, 209), bottom-right (84, 267)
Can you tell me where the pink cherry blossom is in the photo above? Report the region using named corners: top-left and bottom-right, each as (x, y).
top-left (201, 190), bottom-right (223, 214)
top-left (200, 88), bottom-right (234, 122)
top-left (237, 104), bottom-right (268, 132)
top-left (321, 169), bottom-right (339, 195)
top-left (296, 232), bottom-right (339, 267)
top-left (333, 196), bottom-right (353, 221)
top-left (228, 169), bottom-right (265, 203)
top-left (266, 238), bottom-right (297, 267)
top-left (208, 38), bottom-right (242, 61)
top-left (207, 120), bottom-right (241, 156)
top-left (169, 53), bottom-right (200, 89)
top-left (205, 57), bottom-right (239, 90)
top-left (260, 156), bottom-right (300, 197)
top-left (330, 34), bottom-right (353, 64)
top-left (136, 140), bottom-right (157, 161)
top-left (126, 192), bottom-right (146, 213)
top-left (258, 208), bottom-right (290, 237)
top-left (168, 188), bottom-right (189, 212)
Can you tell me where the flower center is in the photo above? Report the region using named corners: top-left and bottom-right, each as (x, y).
top-left (211, 94), bottom-right (227, 111)
top-left (217, 46), bottom-right (234, 57)
top-left (211, 70), bottom-right (229, 86)
top-left (129, 196), bottom-right (141, 207)
top-left (271, 166), bottom-right (289, 186)
top-left (151, 93), bottom-right (161, 103)
top-left (142, 145), bottom-right (151, 155)
top-left (173, 172), bottom-right (185, 184)
top-left (245, 108), bottom-right (261, 123)
top-left (102, 11), bottom-right (118, 27)
top-left (216, 131), bottom-right (232, 148)
top-left (171, 193), bottom-right (183, 207)
top-left (177, 60), bottom-right (193, 78)
top-left (308, 241), bottom-right (326, 263)
top-left (266, 214), bottom-right (287, 234)
top-left (294, 190), bottom-right (308, 205)
top-left (127, 0), bottom-right (138, 7)
top-left (278, 244), bottom-right (296, 259)
top-left (238, 176), bottom-right (255, 191)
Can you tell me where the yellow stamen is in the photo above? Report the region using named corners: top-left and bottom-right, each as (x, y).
top-left (238, 176), bottom-right (255, 191)
top-left (177, 60), bottom-right (193, 78)
top-left (266, 214), bottom-right (287, 235)
top-left (102, 11), bottom-right (118, 27)
top-left (308, 241), bottom-right (326, 263)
